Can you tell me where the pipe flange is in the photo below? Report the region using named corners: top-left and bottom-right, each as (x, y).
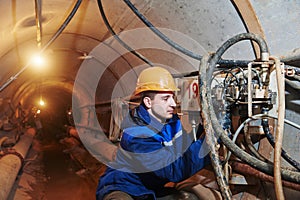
top-left (1, 148), bottom-right (24, 163)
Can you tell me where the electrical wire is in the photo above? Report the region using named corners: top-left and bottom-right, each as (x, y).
top-left (0, 0), bottom-right (83, 92)
top-left (262, 118), bottom-right (300, 171)
top-left (97, 0), bottom-right (153, 67)
top-left (222, 114), bottom-right (265, 164)
top-left (124, 0), bottom-right (200, 60)
top-left (222, 113), bottom-right (300, 171)
top-left (281, 49), bottom-right (300, 68)
top-left (244, 124), bottom-right (270, 162)
top-left (285, 78), bottom-right (300, 90)
top-left (123, 0), bottom-right (252, 67)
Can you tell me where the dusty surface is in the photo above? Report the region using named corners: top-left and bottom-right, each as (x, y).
top-left (8, 135), bottom-right (104, 200)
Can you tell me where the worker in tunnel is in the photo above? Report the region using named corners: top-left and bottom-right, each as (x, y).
top-left (96, 66), bottom-right (219, 200)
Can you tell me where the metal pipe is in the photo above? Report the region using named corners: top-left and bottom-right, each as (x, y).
top-left (0, 154), bottom-right (21, 200)
top-left (0, 128), bottom-right (35, 200)
top-left (35, 0), bottom-right (42, 48)
top-left (247, 62), bottom-right (253, 117)
top-left (231, 161), bottom-right (300, 191)
top-left (271, 56), bottom-right (285, 200)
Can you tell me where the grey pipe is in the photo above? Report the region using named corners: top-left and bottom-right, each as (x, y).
top-left (0, 129), bottom-right (35, 200)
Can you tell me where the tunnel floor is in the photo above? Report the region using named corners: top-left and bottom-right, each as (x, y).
top-left (9, 130), bottom-right (100, 200)
top-left (42, 140), bottom-right (96, 199)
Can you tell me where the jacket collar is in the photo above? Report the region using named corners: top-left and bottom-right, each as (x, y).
top-left (121, 104), bottom-right (179, 131)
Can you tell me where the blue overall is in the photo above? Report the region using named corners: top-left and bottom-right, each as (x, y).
top-left (96, 105), bottom-right (210, 199)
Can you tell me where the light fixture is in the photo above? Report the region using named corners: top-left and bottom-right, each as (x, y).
top-left (39, 98), bottom-right (45, 106)
top-left (31, 54), bottom-right (45, 69)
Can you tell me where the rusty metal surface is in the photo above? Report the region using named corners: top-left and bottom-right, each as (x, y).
top-left (231, 161), bottom-right (300, 192)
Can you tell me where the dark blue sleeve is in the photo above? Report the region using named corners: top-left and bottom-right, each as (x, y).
top-left (117, 129), bottom-right (210, 183)
top-left (153, 135), bottom-right (211, 182)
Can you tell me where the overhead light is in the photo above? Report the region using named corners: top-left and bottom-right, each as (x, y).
top-left (39, 98), bottom-right (45, 106)
top-left (31, 54), bottom-right (46, 69)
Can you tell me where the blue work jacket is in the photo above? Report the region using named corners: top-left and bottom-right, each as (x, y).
top-left (96, 105), bottom-right (210, 199)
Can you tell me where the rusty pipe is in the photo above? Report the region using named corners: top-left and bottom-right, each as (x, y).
top-left (231, 161), bottom-right (300, 191)
top-left (0, 128), bottom-right (35, 200)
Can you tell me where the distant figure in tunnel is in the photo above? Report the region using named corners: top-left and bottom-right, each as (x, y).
top-left (96, 66), bottom-right (213, 200)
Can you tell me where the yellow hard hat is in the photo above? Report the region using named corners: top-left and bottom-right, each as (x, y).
top-left (135, 66), bottom-right (180, 95)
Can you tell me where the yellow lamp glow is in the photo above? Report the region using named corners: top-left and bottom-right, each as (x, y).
top-left (31, 54), bottom-right (45, 69)
top-left (39, 98), bottom-right (45, 106)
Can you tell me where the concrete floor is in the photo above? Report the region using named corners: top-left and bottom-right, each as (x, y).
top-left (9, 136), bottom-right (97, 200)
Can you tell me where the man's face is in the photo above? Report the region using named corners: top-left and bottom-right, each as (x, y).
top-left (146, 92), bottom-right (176, 123)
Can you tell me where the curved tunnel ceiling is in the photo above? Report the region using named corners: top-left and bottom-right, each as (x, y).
top-left (0, 0), bottom-right (299, 114)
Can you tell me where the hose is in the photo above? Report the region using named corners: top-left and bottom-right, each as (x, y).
top-left (281, 48), bottom-right (300, 68)
top-left (215, 113), bottom-right (300, 183)
top-left (223, 113), bottom-right (300, 171)
top-left (262, 119), bottom-right (300, 171)
top-left (285, 78), bottom-right (300, 90)
top-left (0, 0), bottom-right (83, 92)
top-left (97, 0), bottom-right (153, 67)
top-left (42, 0), bottom-right (82, 51)
top-left (223, 114), bottom-right (300, 166)
top-left (200, 33), bottom-right (300, 184)
top-left (124, 0), bottom-right (200, 60)
top-left (207, 32), bottom-right (269, 84)
top-left (199, 54), bottom-right (232, 199)
top-left (271, 56), bottom-right (285, 200)
top-left (244, 124), bottom-right (270, 162)
top-left (123, 0), bottom-right (253, 67)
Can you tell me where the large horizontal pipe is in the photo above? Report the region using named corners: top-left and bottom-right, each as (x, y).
top-left (0, 128), bottom-right (35, 200)
top-left (231, 161), bottom-right (300, 191)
